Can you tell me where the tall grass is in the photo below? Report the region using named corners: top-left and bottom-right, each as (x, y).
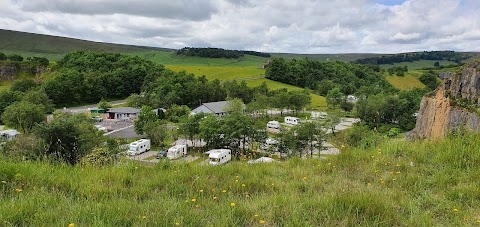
top-left (1, 133), bottom-right (480, 226)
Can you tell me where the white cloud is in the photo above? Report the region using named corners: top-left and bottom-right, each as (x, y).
top-left (0, 0), bottom-right (479, 53)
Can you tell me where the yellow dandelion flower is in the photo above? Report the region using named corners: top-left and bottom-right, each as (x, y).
top-left (235, 176), bottom-right (239, 179)
top-left (199, 189), bottom-right (204, 192)
top-left (396, 171), bottom-right (401, 174)
top-left (259, 220), bottom-right (265, 224)
top-left (453, 208), bottom-right (458, 212)
top-left (254, 214), bottom-right (259, 217)
top-left (15, 188), bottom-right (22, 192)
top-left (303, 176), bottom-right (307, 180)
top-left (242, 184), bottom-right (246, 187)
top-left (374, 170), bottom-right (378, 173)
top-left (213, 196), bottom-right (217, 200)
top-left (191, 198), bottom-right (196, 203)
top-left (68, 224), bottom-right (75, 227)
top-left (230, 202), bottom-right (235, 207)
top-left (476, 220), bottom-right (480, 223)
top-left (395, 164), bottom-right (400, 167)
top-left (341, 145), bottom-right (345, 149)
top-left (271, 183), bottom-right (275, 186)
top-left (1, 180), bottom-right (6, 184)
top-left (390, 172), bottom-right (394, 174)
top-left (176, 222), bottom-right (180, 226)
top-left (371, 155), bottom-right (374, 158)
top-left (185, 200), bottom-right (188, 203)
top-left (142, 216), bottom-right (146, 219)
top-left (235, 180), bottom-right (239, 183)
top-left (222, 189), bottom-right (227, 193)
top-left (367, 183), bottom-right (371, 186)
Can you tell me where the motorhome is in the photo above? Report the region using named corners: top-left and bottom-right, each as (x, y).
top-left (208, 149), bottom-right (232, 165)
top-left (267, 121), bottom-right (280, 129)
top-left (284, 116), bottom-right (301, 125)
top-left (167, 145), bottom-right (187, 160)
top-left (128, 139), bottom-right (151, 156)
top-left (261, 137), bottom-right (278, 150)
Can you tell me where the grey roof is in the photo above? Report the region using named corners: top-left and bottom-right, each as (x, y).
top-left (193, 101), bottom-right (229, 114)
top-left (0, 129), bottom-right (20, 136)
top-left (107, 107), bottom-right (141, 114)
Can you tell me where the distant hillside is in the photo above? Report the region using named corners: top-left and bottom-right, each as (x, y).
top-left (0, 29), bottom-right (171, 55)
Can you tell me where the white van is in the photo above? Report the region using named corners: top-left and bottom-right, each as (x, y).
top-left (208, 149), bottom-right (232, 165)
top-left (128, 139), bottom-right (151, 156)
top-left (285, 116), bottom-right (301, 125)
top-left (167, 145), bottom-right (187, 160)
top-left (267, 121), bottom-right (280, 129)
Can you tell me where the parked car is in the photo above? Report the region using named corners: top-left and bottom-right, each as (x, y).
top-left (91, 116), bottom-right (103, 122)
top-left (156, 149), bottom-right (168, 159)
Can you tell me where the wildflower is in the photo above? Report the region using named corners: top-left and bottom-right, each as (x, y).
top-left (191, 198), bottom-right (196, 203)
top-left (142, 216), bottom-right (146, 219)
top-left (377, 149), bottom-right (381, 154)
top-left (230, 202), bottom-right (236, 207)
top-left (303, 176), bottom-right (307, 180)
top-left (367, 183), bottom-right (371, 186)
top-left (68, 224), bottom-right (75, 227)
top-left (341, 145), bottom-right (345, 149)
top-left (395, 164), bottom-right (400, 167)
top-left (199, 189), bottom-right (204, 193)
top-left (453, 208), bottom-right (458, 212)
top-left (254, 214), bottom-right (259, 217)
top-left (195, 205), bottom-right (199, 208)
top-left (176, 222), bottom-right (180, 226)
top-left (185, 200), bottom-right (188, 203)
top-left (476, 220), bottom-right (480, 223)
top-left (213, 196), bottom-right (217, 200)
top-left (135, 167), bottom-right (138, 169)
top-left (374, 170), bottom-right (378, 173)
top-left (236, 176), bottom-right (239, 179)
top-left (393, 178), bottom-right (396, 181)
top-left (271, 183), bottom-right (275, 186)
top-left (390, 172), bottom-right (394, 174)
top-left (259, 220), bottom-right (265, 224)
top-left (211, 188), bottom-right (215, 192)
top-left (15, 188), bottom-right (22, 193)
top-left (222, 189), bottom-right (227, 193)
top-left (242, 184), bottom-right (246, 187)
top-left (235, 180), bottom-right (239, 183)
top-left (396, 171), bottom-right (401, 174)
top-left (371, 155), bottom-right (374, 158)
top-left (1, 180), bottom-right (6, 184)
top-left (327, 162), bottom-right (331, 165)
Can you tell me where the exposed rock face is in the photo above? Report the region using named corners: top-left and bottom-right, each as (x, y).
top-left (407, 61), bottom-right (480, 140)
top-left (0, 63), bottom-right (49, 80)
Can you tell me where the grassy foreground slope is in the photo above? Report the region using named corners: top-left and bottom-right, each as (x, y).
top-left (1, 134), bottom-right (480, 226)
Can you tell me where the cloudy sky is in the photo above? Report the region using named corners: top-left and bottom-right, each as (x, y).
top-left (1, 0), bottom-right (479, 53)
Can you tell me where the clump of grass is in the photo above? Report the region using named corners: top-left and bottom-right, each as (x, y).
top-left (1, 133), bottom-right (480, 226)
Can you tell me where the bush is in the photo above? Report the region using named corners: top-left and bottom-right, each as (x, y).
top-left (7, 54), bottom-right (23, 62)
top-left (81, 147), bottom-right (116, 166)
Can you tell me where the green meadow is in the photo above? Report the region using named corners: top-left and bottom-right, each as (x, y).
top-left (1, 133), bottom-right (480, 226)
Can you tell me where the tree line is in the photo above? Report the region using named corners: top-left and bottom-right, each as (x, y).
top-left (0, 52), bottom-right (49, 66)
top-left (176, 47), bottom-right (271, 58)
top-left (353, 51), bottom-right (469, 65)
top-left (265, 57), bottom-right (394, 96)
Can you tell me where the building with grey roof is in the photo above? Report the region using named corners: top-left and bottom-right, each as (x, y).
top-left (107, 107), bottom-right (141, 120)
top-left (191, 101), bottom-right (245, 117)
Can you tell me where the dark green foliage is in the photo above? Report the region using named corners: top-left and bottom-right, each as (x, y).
top-left (134, 105), bottom-right (158, 135)
top-left (33, 114), bottom-right (103, 165)
top-left (97, 98), bottom-right (112, 110)
top-left (434, 61), bottom-right (440, 67)
top-left (0, 52), bottom-right (6, 60)
top-left (165, 104), bottom-right (191, 123)
top-left (44, 51), bottom-right (164, 105)
top-left (0, 91), bottom-right (21, 122)
top-left (26, 57), bottom-right (49, 66)
top-left (355, 89), bottom-right (425, 131)
top-left (1, 101), bottom-right (45, 133)
top-left (10, 79), bottom-right (38, 92)
top-left (326, 87), bottom-right (345, 108)
top-left (223, 80), bottom-right (254, 103)
top-left (265, 58), bottom-right (392, 95)
top-left (7, 54), bottom-right (23, 62)
top-left (22, 89), bottom-right (55, 113)
top-left (354, 51), bottom-right (468, 65)
top-left (419, 70), bottom-right (440, 91)
top-left (333, 125), bottom-right (384, 149)
top-left (143, 72), bottom-right (226, 108)
top-left (176, 47), bottom-right (270, 58)
top-left (387, 66), bottom-right (408, 76)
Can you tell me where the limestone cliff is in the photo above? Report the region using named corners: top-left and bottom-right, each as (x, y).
top-left (407, 61), bottom-right (480, 140)
top-left (0, 62), bottom-right (49, 80)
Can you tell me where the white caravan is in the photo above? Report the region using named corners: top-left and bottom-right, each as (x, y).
top-left (128, 139), bottom-right (151, 156)
top-left (167, 145), bottom-right (187, 160)
top-left (208, 149), bottom-right (232, 165)
top-left (267, 121), bottom-right (280, 129)
top-left (285, 116), bottom-right (301, 125)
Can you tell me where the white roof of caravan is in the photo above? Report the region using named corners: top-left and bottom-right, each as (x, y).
top-left (207, 149), bottom-right (230, 158)
top-left (169, 145), bottom-right (186, 150)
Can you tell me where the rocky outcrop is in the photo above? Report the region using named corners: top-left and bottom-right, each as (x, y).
top-left (407, 61), bottom-right (480, 140)
top-left (0, 62), bottom-right (49, 80)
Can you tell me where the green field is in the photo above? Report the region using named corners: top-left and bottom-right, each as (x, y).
top-left (386, 71), bottom-right (426, 90)
top-left (166, 65), bottom-right (264, 80)
top-left (2, 132), bottom-right (480, 226)
top-left (379, 60), bottom-right (459, 70)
